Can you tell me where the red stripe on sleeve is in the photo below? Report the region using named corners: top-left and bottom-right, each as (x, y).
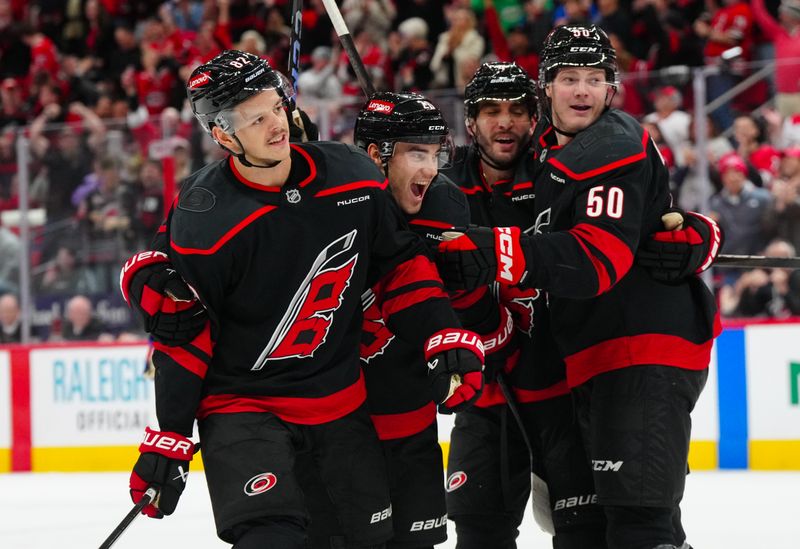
top-left (449, 287), bottom-right (487, 310)
top-left (152, 343), bottom-right (209, 378)
top-left (381, 286), bottom-right (449, 318)
top-left (379, 256), bottom-right (443, 296)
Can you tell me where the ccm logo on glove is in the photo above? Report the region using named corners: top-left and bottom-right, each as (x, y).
top-left (497, 228), bottom-right (518, 283)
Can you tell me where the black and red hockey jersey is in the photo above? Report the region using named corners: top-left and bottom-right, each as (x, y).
top-left (361, 175), bottom-right (470, 440)
top-left (441, 145), bottom-right (569, 405)
top-left (162, 143), bottom-right (462, 433)
top-left (523, 109), bottom-right (720, 388)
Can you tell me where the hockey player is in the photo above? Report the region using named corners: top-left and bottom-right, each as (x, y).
top-left (440, 61), bottom-right (607, 549)
top-left (437, 25), bottom-right (721, 549)
top-left (119, 50), bottom-right (486, 549)
top-left (354, 91), bottom-right (518, 549)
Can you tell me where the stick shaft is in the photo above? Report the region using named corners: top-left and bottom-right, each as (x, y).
top-left (288, 0), bottom-right (303, 100)
top-left (98, 487), bottom-right (158, 549)
top-left (716, 254), bottom-right (800, 269)
top-left (320, 0), bottom-right (376, 97)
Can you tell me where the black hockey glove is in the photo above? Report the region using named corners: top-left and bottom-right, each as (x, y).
top-left (287, 106), bottom-right (319, 143)
top-left (637, 208), bottom-right (724, 284)
top-left (120, 251), bottom-right (207, 346)
top-left (424, 329), bottom-right (485, 413)
top-left (437, 226), bottom-right (528, 291)
top-left (130, 427), bottom-right (194, 518)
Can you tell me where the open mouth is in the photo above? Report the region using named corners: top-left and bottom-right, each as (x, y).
top-left (410, 182), bottom-right (427, 199)
top-left (571, 105), bottom-right (591, 112)
top-left (494, 136), bottom-right (517, 151)
top-left (267, 133), bottom-right (286, 146)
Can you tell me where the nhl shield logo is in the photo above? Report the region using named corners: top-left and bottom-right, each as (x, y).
top-left (286, 189), bottom-right (301, 204)
top-left (539, 148), bottom-right (548, 163)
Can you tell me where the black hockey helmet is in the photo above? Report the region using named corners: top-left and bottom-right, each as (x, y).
top-left (538, 23), bottom-right (618, 88)
top-left (187, 50), bottom-right (294, 136)
top-left (355, 91), bottom-right (452, 166)
top-left (464, 62), bottom-right (537, 120)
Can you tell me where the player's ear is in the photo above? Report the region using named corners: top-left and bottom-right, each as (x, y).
top-left (211, 126), bottom-right (242, 154)
top-left (365, 143), bottom-right (383, 168)
top-left (464, 118), bottom-right (475, 139)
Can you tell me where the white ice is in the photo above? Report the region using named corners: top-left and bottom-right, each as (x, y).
top-left (1, 470), bottom-right (797, 548)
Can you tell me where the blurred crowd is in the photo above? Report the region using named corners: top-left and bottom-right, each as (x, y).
top-left (0, 0), bottom-right (799, 341)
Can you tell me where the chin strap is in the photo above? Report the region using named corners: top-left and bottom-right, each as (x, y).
top-left (232, 135), bottom-right (283, 168)
top-left (214, 132), bottom-right (284, 169)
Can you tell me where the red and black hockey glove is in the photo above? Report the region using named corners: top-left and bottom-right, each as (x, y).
top-left (120, 251), bottom-right (207, 346)
top-left (130, 427), bottom-right (194, 518)
top-left (424, 329), bottom-right (485, 413)
top-left (637, 208), bottom-right (724, 284)
top-left (437, 227), bottom-right (528, 291)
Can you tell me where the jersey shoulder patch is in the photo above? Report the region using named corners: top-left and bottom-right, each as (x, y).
top-left (171, 160), bottom-right (270, 254)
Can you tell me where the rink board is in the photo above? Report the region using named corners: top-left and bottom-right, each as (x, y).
top-left (0, 350), bottom-right (9, 472)
top-left (2, 322), bottom-right (800, 472)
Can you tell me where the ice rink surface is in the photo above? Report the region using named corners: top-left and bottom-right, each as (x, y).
top-left (1, 470), bottom-right (797, 548)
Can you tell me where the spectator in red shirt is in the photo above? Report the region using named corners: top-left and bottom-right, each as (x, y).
top-left (133, 45), bottom-right (178, 116)
top-left (694, 0), bottom-right (755, 130)
top-left (751, 0), bottom-right (800, 117)
top-left (20, 23), bottom-right (60, 85)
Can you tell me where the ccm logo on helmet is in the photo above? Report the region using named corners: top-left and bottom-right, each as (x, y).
top-left (189, 72), bottom-right (212, 89)
top-left (446, 471), bottom-right (467, 492)
top-left (367, 100), bottom-right (395, 114)
top-left (569, 46), bottom-right (598, 53)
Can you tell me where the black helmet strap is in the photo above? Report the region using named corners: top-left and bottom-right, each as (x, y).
top-left (232, 134), bottom-right (282, 169)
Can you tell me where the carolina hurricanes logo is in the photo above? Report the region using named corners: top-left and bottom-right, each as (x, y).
top-left (189, 71), bottom-right (211, 89)
top-left (244, 472), bottom-right (277, 496)
top-left (360, 290), bottom-right (395, 363)
top-left (252, 231), bottom-right (359, 369)
top-left (499, 284), bottom-right (540, 336)
top-left (446, 471), bottom-right (467, 492)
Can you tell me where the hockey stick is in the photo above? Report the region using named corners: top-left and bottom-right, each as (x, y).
top-left (319, 0), bottom-right (376, 97)
top-left (287, 0), bottom-right (309, 138)
top-left (495, 373), bottom-right (555, 535)
top-left (98, 486), bottom-right (158, 549)
top-left (716, 254), bottom-right (800, 269)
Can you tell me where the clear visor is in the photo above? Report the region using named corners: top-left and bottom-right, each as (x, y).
top-left (214, 73), bottom-right (294, 134)
top-left (386, 134), bottom-right (454, 169)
